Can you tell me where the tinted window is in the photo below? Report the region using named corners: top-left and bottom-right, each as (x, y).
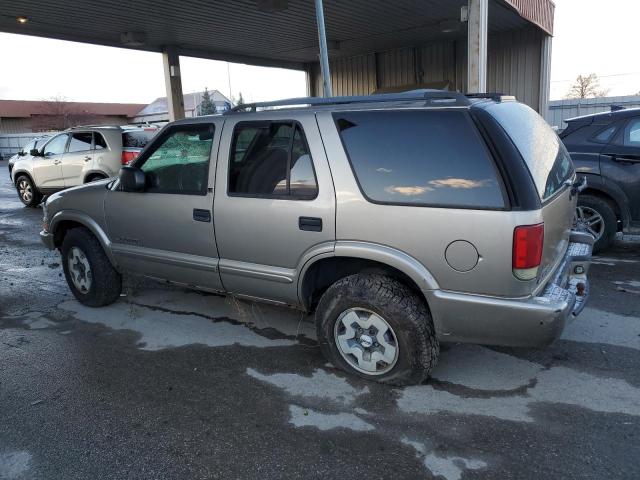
top-left (486, 102), bottom-right (574, 201)
top-left (593, 125), bottom-right (616, 143)
top-left (94, 133), bottom-right (107, 150)
top-left (334, 110), bottom-right (504, 208)
top-left (624, 118), bottom-right (640, 146)
top-left (123, 130), bottom-right (154, 148)
top-left (229, 122), bottom-right (318, 198)
top-left (68, 132), bottom-right (93, 153)
top-left (43, 134), bottom-right (69, 156)
top-left (139, 124), bottom-right (213, 195)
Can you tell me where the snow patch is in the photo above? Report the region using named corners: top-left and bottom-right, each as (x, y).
top-left (401, 438), bottom-right (487, 480)
top-left (288, 405), bottom-right (374, 432)
top-left (247, 368), bottom-right (369, 405)
top-left (0, 450), bottom-right (32, 480)
top-left (59, 300), bottom-right (295, 350)
top-left (562, 307), bottom-right (640, 351)
top-left (432, 344), bottom-right (542, 391)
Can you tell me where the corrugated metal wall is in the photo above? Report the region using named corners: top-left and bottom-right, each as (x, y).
top-left (0, 118), bottom-right (32, 134)
top-left (546, 95), bottom-right (640, 130)
top-left (309, 27), bottom-right (544, 111)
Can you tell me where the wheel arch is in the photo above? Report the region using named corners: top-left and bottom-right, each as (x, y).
top-left (579, 174), bottom-right (631, 230)
top-left (13, 169), bottom-right (36, 189)
top-left (83, 170), bottom-right (108, 183)
top-left (298, 241), bottom-right (439, 313)
top-left (50, 210), bottom-right (118, 267)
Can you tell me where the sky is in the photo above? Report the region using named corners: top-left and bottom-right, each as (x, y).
top-left (0, 0), bottom-right (637, 104)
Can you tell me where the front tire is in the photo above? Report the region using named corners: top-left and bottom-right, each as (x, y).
top-left (576, 194), bottom-right (617, 253)
top-left (15, 175), bottom-right (42, 207)
top-left (316, 274), bottom-right (439, 386)
top-left (61, 227), bottom-right (122, 307)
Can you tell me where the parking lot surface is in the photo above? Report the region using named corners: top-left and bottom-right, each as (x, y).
top-left (1, 172), bottom-right (639, 480)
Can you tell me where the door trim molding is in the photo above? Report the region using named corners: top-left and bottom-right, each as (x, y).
top-left (218, 259), bottom-right (295, 284)
top-left (111, 244), bottom-right (219, 272)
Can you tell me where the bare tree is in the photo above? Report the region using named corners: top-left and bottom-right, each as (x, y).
top-left (33, 96), bottom-right (99, 131)
top-left (566, 74), bottom-right (610, 99)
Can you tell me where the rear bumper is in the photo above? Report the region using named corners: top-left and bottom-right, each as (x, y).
top-left (426, 231), bottom-right (594, 348)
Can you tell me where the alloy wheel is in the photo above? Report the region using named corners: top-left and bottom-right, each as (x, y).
top-left (333, 308), bottom-right (399, 375)
top-left (67, 246), bottom-right (92, 294)
top-left (575, 205), bottom-right (605, 241)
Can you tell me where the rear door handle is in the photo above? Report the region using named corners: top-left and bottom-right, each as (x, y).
top-left (193, 209), bottom-right (211, 223)
top-left (84, 156), bottom-right (91, 162)
top-left (299, 216), bottom-right (322, 232)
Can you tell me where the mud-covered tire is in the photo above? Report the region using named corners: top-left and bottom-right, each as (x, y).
top-left (61, 227), bottom-right (122, 307)
top-left (316, 273), bottom-right (439, 386)
top-left (577, 194), bottom-right (617, 253)
top-left (15, 175), bottom-right (42, 207)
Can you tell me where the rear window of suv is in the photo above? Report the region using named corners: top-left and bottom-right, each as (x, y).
top-left (333, 110), bottom-right (505, 209)
top-left (122, 130), bottom-right (155, 148)
top-left (486, 102), bottom-right (574, 201)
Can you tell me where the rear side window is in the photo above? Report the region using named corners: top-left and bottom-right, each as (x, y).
top-left (228, 122), bottom-right (318, 199)
top-left (94, 133), bottom-right (107, 150)
top-left (486, 102), bottom-right (574, 201)
top-left (333, 110), bottom-right (505, 208)
top-left (68, 132), bottom-right (93, 153)
top-left (623, 118), bottom-right (640, 146)
top-left (123, 130), bottom-right (154, 148)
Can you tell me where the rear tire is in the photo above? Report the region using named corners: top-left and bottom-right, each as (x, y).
top-left (85, 174), bottom-right (107, 183)
top-left (61, 227), bottom-right (122, 307)
top-left (15, 175), bottom-right (42, 208)
top-left (316, 273), bottom-right (439, 386)
top-left (577, 194), bottom-right (617, 253)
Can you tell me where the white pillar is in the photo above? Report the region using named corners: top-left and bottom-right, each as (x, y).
top-left (539, 35), bottom-right (553, 116)
top-left (162, 46), bottom-right (185, 121)
top-left (467, 0), bottom-right (488, 93)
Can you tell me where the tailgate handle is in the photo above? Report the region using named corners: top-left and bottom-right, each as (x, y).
top-left (193, 209), bottom-right (211, 223)
top-left (299, 216), bottom-right (322, 232)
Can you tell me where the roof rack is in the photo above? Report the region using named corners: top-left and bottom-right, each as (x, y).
top-left (465, 93), bottom-right (516, 102)
top-left (228, 90), bottom-right (471, 113)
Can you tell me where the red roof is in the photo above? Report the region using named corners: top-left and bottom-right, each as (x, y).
top-left (0, 99), bottom-right (146, 118)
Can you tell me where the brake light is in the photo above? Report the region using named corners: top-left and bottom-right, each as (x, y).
top-left (121, 151), bottom-right (138, 165)
top-left (512, 223), bottom-right (544, 280)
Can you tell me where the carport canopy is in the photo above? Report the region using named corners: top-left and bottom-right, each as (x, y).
top-left (1, 0), bottom-right (554, 119)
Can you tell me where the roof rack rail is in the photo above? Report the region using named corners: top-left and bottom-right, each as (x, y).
top-left (67, 124), bottom-right (122, 130)
top-left (228, 90), bottom-right (471, 113)
top-left (465, 92), bottom-right (516, 102)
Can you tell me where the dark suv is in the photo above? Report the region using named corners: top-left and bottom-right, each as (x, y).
top-left (560, 107), bottom-right (640, 252)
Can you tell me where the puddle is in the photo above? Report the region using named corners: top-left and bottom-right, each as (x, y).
top-left (288, 405), bottom-right (374, 431)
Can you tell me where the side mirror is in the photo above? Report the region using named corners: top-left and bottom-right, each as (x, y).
top-left (119, 166), bottom-right (146, 192)
top-left (30, 148), bottom-right (40, 156)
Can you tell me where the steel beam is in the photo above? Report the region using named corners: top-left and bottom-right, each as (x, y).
top-left (314, 0), bottom-right (333, 97)
top-left (467, 0), bottom-right (488, 93)
top-left (162, 46), bottom-right (185, 121)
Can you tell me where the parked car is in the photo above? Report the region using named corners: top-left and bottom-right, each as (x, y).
top-left (560, 107), bottom-right (640, 252)
top-left (11, 125), bottom-right (157, 207)
top-left (7, 135), bottom-right (53, 179)
top-left (39, 92), bottom-right (593, 385)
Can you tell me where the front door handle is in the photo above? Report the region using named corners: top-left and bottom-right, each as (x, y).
top-left (299, 216), bottom-right (322, 232)
top-left (193, 209), bottom-right (211, 223)
top-left (54, 160), bottom-right (61, 165)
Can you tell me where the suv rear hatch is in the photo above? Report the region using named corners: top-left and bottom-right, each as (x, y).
top-left (121, 128), bottom-right (158, 165)
top-left (485, 101), bottom-right (576, 287)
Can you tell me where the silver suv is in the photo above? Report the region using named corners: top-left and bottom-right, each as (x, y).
top-left (11, 125), bottom-right (157, 207)
top-left (40, 92), bottom-right (593, 385)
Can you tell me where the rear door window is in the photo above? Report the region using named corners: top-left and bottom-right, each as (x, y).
top-left (333, 110), bottom-right (505, 209)
top-left (486, 102), bottom-right (574, 201)
top-left (623, 118), bottom-right (640, 146)
top-left (228, 122), bottom-right (318, 199)
top-left (67, 132), bottom-right (93, 153)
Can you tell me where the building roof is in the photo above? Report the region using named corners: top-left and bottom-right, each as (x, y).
top-left (1, 0), bottom-right (552, 70)
top-left (0, 99), bottom-right (146, 118)
top-left (136, 90), bottom-right (232, 117)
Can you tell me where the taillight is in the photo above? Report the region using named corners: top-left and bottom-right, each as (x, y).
top-left (121, 151), bottom-right (138, 165)
top-left (512, 223), bottom-right (544, 281)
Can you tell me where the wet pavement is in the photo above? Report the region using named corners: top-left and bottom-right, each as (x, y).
top-left (1, 170), bottom-right (639, 480)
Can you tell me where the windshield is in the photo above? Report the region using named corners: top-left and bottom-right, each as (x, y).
top-left (486, 102), bottom-right (574, 201)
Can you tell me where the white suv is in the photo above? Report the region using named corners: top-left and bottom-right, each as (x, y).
top-left (11, 125), bottom-right (157, 207)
